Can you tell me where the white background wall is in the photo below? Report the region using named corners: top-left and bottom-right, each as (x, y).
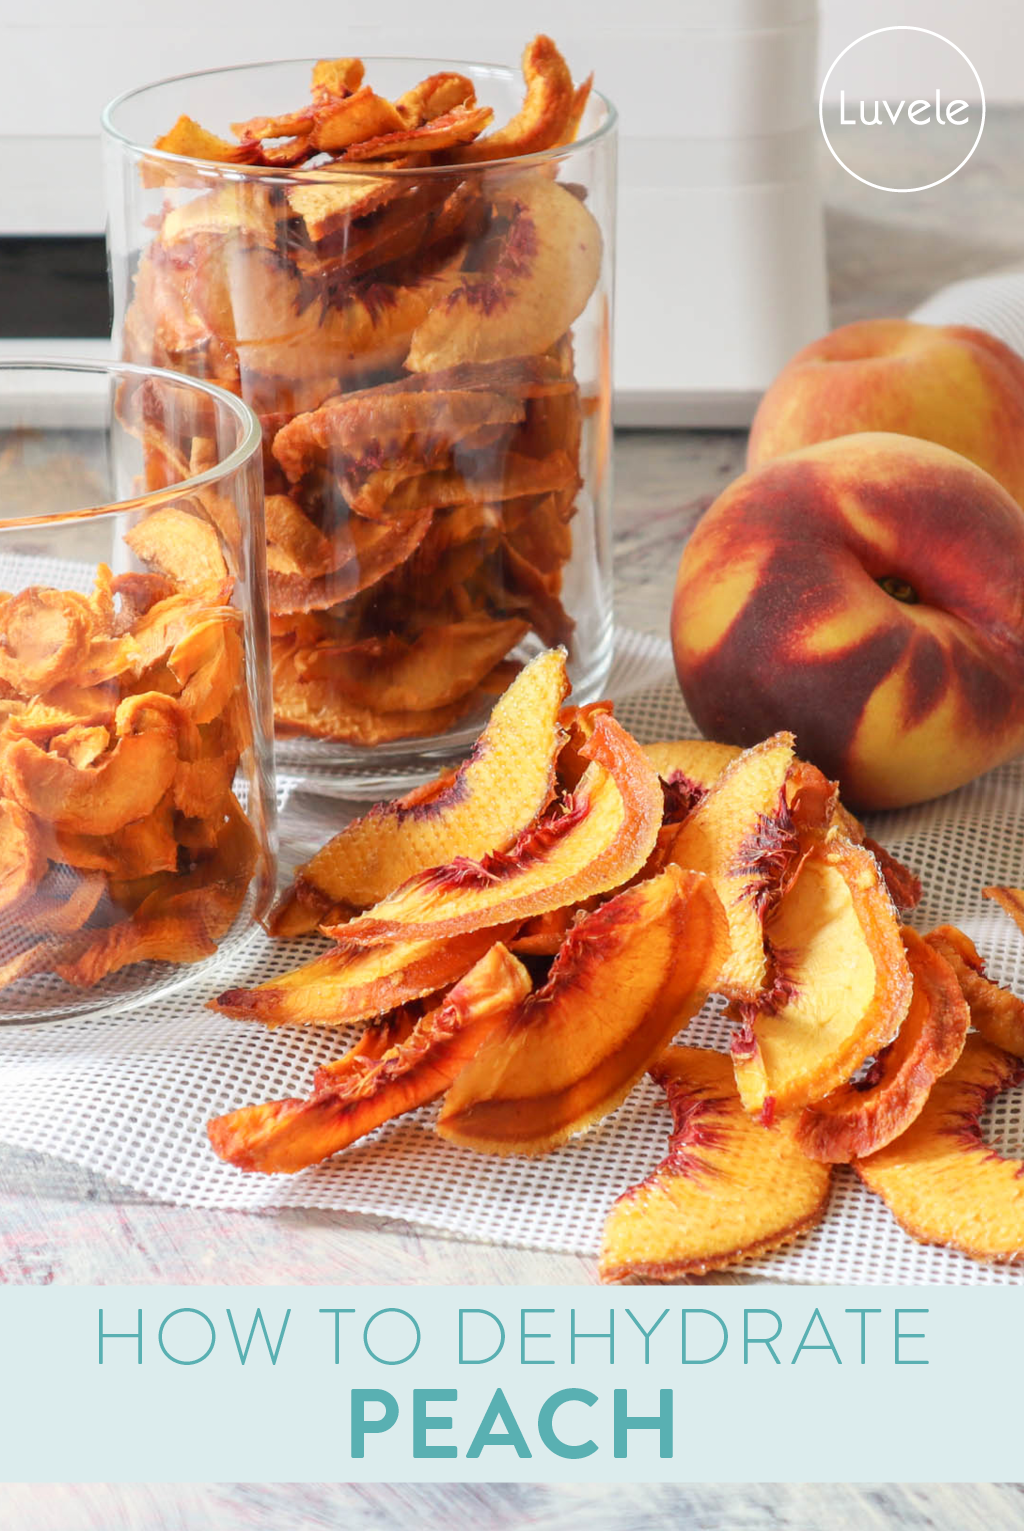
top-left (0, 0), bottom-right (1016, 236)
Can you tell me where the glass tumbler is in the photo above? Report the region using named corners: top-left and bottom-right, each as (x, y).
top-left (103, 57), bottom-right (616, 786)
top-left (0, 361), bottom-right (275, 1021)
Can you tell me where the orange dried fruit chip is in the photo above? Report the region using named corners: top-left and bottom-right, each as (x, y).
top-left (599, 1046), bottom-right (832, 1282)
top-left (925, 924), bottom-right (1024, 1059)
top-left (270, 646), bottom-right (570, 935)
top-left (0, 799), bottom-right (46, 913)
top-left (125, 508), bottom-right (230, 600)
top-left (343, 104), bottom-right (494, 161)
top-left (663, 733), bottom-right (796, 1001)
top-left (0, 587), bottom-right (94, 694)
top-left (20, 871), bottom-right (105, 935)
top-left (319, 617), bottom-right (528, 714)
top-left (854, 1034), bottom-right (1024, 1262)
top-left (394, 72), bottom-right (476, 127)
top-left (167, 611), bottom-right (244, 725)
top-left (5, 692), bottom-right (185, 837)
top-left (312, 57), bottom-right (366, 101)
top-left (405, 174), bottom-right (602, 373)
top-left (207, 942), bottom-right (531, 1173)
top-left (455, 35), bottom-right (576, 161)
top-left (984, 885), bottom-right (1024, 937)
top-left (732, 837), bottom-right (912, 1117)
top-left (331, 712), bottom-right (662, 946)
top-left (264, 494), bottom-right (333, 577)
top-left (152, 116), bottom-right (255, 166)
top-left (796, 927), bottom-right (969, 1163)
top-left (310, 87), bottom-right (406, 152)
top-left (53, 907), bottom-right (219, 988)
top-left (211, 925), bottom-right (512, 1028)
top-left (437, 865), bottom-right (729, 1155)
top-left (286, 175), bottom-right (404, 241)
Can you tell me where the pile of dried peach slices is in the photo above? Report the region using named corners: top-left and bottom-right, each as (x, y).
top-left (208, 647), bottom-right (1024, 1280)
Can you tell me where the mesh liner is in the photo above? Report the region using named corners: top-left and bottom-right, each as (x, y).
top-left (1, 630), bottom-right (1023, 1285)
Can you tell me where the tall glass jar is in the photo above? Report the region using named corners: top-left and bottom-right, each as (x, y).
top-left (0, 361), bottom-right (275, 1021)
top-left (103, 57), bottom-right (616, 786)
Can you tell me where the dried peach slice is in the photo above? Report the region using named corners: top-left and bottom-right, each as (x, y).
top-left (312, 57), bottom-right (365, 100)
top-left (20, 871), bottom-right (105, 935)
top-left (796, 927), bottom-right (969, 1163)
top-left (267, 508), bottom-right (433, 616)
top-left (394, 72), bottom-right (475, 127)
top-left (732, 838), bottom-right (912, 1117)
top-left (269, 646), bottom-right (570, 935)
top-left (0, 588), bottom-right (93, 694)
top-left (984, 885), bottom-right (1024, 937)
top-left (167, 611), bottom-right (244, 726)
top-left (437, 865), bottom-right (729, 1155)
top-left (643, 739), bottom-right (742, 789)
top-left (264, 494), bottom-right (333, 577)
top-left (44, 792), bottom-right (180, 880)
top-left (5, 692), bottom-right (185, 837)
top-left (599, 1047), bottom-right (832, 1282)
top-left (351, 450), bottom-right (578, 520)
top-left (405, 174), bottom-right (601, 372)
top-left (272, 388), bottom-right (524, 486)
top-left (343, 104), bottom-right (494, 161)
top-left (925, 924), bottom-right (1024, 1059)
top-left (211, 925), bottom-right (512, 1028)
top-left (310, 87), bottom-right (406, 152)
top-left (207, 942), bottom-right (531, 1174)
top-left (287, 176), bottom-right (404, 242)
top-left (0, 799), bottom-right (46, 913)
top-left (52, 909), bottom-right (219, 988)
top-left (312, 1007), bottom-right (420, 1088)
top-left (455, 35), bottom-right (576, 161)
top-left (854, 1034), bottom-right (1024, 1262)
top-left (271, 640), bottom-right (482, 744)
top-left (317, 618), bottom-right (528, 714)
top-left (125, 508), bottom-right (230, 600)
top-left (663, 733), bottom-right (796, 1001)
top-left (331, 712), bottom-right (662, 946)
top-left (173, 719), bottom-right (238, 821)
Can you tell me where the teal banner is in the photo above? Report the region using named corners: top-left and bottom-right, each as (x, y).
top-left (0, 1285), bottom-right (1014, 1482)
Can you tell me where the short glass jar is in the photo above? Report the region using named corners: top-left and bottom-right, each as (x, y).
top-left (103, 56), bottom-right (616, 785)
top-left (0, 361), bottom-right (276, 1021)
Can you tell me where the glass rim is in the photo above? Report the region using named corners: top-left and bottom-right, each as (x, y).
top-left (100, 54), bottom-right (618, 181)
top-left (0, 358), bottom-right (263, 530)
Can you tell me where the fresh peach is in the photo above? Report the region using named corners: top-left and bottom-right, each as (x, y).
top-left (671, 432), bottom-right (1024, 810)
top-left (747, 319), bottom-right (1024, 507)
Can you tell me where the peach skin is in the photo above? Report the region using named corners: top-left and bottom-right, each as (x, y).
top-left (672, 432), bottom-right (1024, 810)
top-left (747, 319), bottom-right (1024, 508)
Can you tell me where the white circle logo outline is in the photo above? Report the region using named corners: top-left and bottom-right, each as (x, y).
top-left (819, 26), bottom-right (985, 194)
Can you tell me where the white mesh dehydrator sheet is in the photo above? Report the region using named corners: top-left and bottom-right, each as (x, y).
top-left (1, 628), bottom-right (1023, 1285)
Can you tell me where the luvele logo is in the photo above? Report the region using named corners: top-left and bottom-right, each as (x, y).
top-left (820, 26), bottom-right (985, 193)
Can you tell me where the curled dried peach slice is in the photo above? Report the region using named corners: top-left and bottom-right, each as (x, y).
top-left (437, 865), bottom-right (729, 1155)
top-left (455, 35), bottom-right (577, 161)
top-left (168, 612), bottom-right (244, 726)
top-left (1, 683), bottom-right (118, 741)
top-left (925, 924), bottom-right (1024, 1059)
top-left (599, 1047), bottom-right (832, 1282)
top-left (208, 942), bottom-right (531, 1174)
top-left (796, 927), bottom-right (969, 1163)
top-left (309, 87), bottom-right (406, 152)
top-left (331, 712), bottom-right (663, 946)
top-left (663, 733), bottom-right (796, 1002)
top-left (53, 907), bottom-right (219, 989)
top-left (45, 792), bottom-right (180, 880)
top-left (344, 104), bottom-right (494, 161)
top-left (5, 692), bottom-right (185, 837)
top-left (732, 837), bottom-right (912, 1117)
top-left (311, 57), bottom-right (365, 100)
top-left (0, 588), bottom-right (93, 694)
top-left (984, 885), bottom-right (1024, 937)
top-left (854, 1034), bottom-right (1024, 1262)
top-left (125, 508), bottom-right (231, 600)
top-left (211, 925), bottom-right (512, 1028)
top-left (267, 508), bottom-right (433, 616)
top-left (270, 647), bottom-right (569, 934)
top-left (0, 799), bottom-right (46, 913)
top-left (406, 174), bottom-right (601, 373)
top-left (394, 71), bottom-right (475, 127)
top-left (319, 618), bottom-right (528, 714)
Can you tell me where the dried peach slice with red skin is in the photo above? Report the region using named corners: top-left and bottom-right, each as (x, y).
top-left (732, 836), bottom-right (912, 1116)
top-left (312, 1006), bottom-right (421, 1090)
top-left (854, 1034), bottom-right (1024, 1262)
top-left (599, 1046), bottom-right (832, 1283)
top-left (207, 943), bottom-right (531, 1174)
top-left (269, 646), bottom-right (570, 935)
top-left (437, 865), bottom-right (729, 1156)
top-left (663, 732), bottom-right (796, 1002)
top-left (330, 711), bottom-right (663, 947)
top-left (925, 924), bottom-right (1024, 1059)
top-left (864, 838), bottom-right (922, 913)
top-left (796, 927), bottom-right (969, 1163)
top-left (342, 104), bottom-right (494, 161)
top-left (210, 925), bottom-right (514, 1029)
top-left (984, 885), bottom-right (1024, 937)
